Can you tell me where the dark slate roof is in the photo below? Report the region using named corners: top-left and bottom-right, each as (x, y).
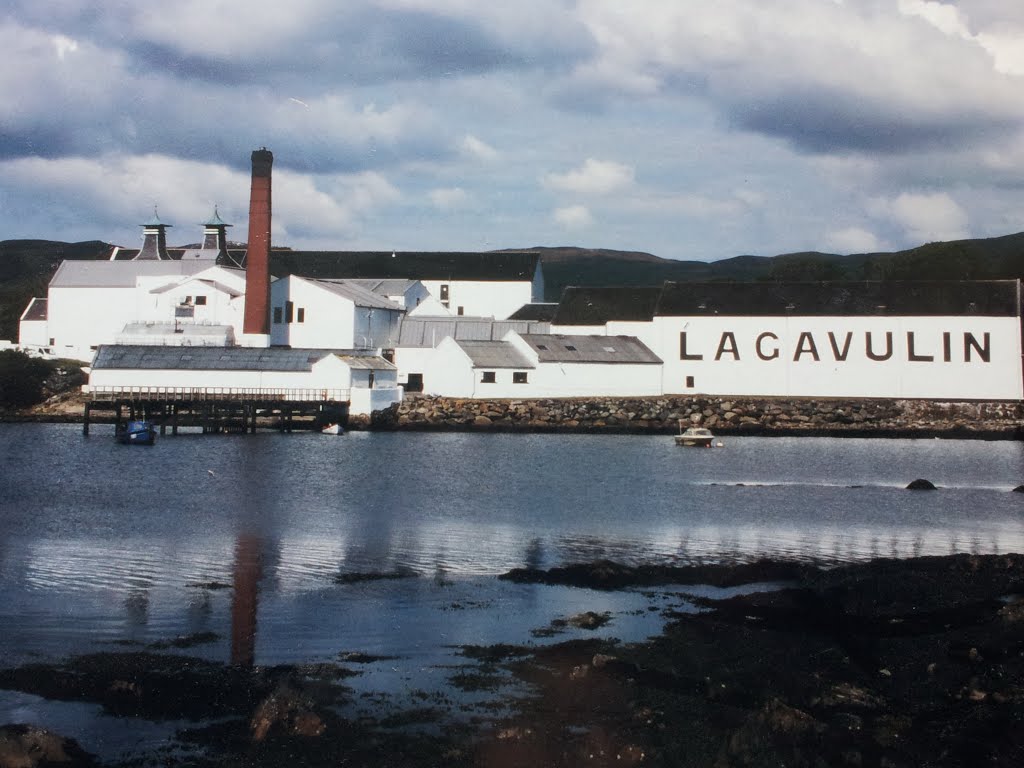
top-left (21, 297), bottom-right (47, 322)
top-left (551, 286), bottom-right (663, 325)
top-left (453, 340), bottom-right (535, 369)
top-left (519, 334), bottom-right (662, 364)
top-left (269, 250), bottom-right (541, 281)
top-left (655, 280), bottom-right (1023, 317)
top-left (397, 317), bottom-right (550, 347)
top-left (508, 303), bottom-right (559, 321)
top-left (91, 345), bottom-right (395, 371)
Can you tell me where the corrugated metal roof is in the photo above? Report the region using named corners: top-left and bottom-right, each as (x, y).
top-left (270, 250), bottom-right (541, 282)
top-left (655, 280), bottom-right (1023, 317)
top-left (92, 345), bottom-right (395, 371)
top-left (307, 278), bottom-right (403, 310)
top-left (51, 260), bottom-right (220, 288)
top-left (552, 286), bottom-right (663, 325)
top-left (520, 334), bottom-right (662, 364)
top-left (453, 340), bottom-right (535, 369)
top-left (397, 317), bottom-right (550, 347)
top-left (21, 297), bottom-right (47, 322)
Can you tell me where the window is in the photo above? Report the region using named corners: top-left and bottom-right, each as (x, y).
top-left (536, 344), bottom-right (548, 350)
top-left (564, 345), bottom-right (577, 351)
top-left (440, 284), bottom-right (449, 301)
top-left (481, 371), bottom-right (496, 383)
top-left (457, 306), bottom-right (464, 316)
top-left (195, 295), bottom-right (207, 306)
top-left (297, 307), bottom-right (305, 323)
top-left (368, 371), bottom-right (375, 388)
top-left (286, 301), bottom-right (294, 323)
top-left (686, 376), bottom-right (695, 388)
top-left (49, 338), bottom-right (55, 346)
top-left (406, 373), bottom-right (424, 392)
top-left (513, 371), bottom-right (529, 384)
top-left (273, 307), bottom-right (283, 324)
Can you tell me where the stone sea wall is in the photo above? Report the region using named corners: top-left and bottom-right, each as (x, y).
top-left (365, 394), bottom-right (1024, 438)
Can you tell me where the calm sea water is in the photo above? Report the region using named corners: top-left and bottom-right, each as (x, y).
top-left (1, 423), bottom-right (1022, 756)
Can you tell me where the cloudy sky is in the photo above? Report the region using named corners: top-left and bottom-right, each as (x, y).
top-left (3, 1), bottom-right (1024, 261)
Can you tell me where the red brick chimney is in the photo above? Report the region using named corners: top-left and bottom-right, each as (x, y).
top-left (243, 148), bottom-right (273, 337)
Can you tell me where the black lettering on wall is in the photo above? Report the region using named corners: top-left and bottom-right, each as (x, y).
top-left (715, 332), bottom-right (740, 361)
top-left (680, 332), bottom-right (703, 360)
top-left (907, 331), bottom-right (933, 362)
top-left (943, 332), bottom-right (952, 362)
top-left (866, 331), bottom-right (893, 361)
top-left (793, 332), bottom-right (820, 361)
top-left (756, 332), bottom-right (779, 360)
top-left (964, 332), bottom-right (990, 362)
top-left (828, 331), bottom-right (852, 361)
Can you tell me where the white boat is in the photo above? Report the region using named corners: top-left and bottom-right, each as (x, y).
top-left (321, 423), bottom-right (344, 435)
top-left (675, 423), bottom-right (714, 447)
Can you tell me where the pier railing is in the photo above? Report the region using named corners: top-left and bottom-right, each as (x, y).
top-left (83, 386), bottom-right (351, 403)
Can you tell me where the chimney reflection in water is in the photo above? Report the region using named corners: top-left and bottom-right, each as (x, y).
top-left (230, 533), bottom-right (262, 667)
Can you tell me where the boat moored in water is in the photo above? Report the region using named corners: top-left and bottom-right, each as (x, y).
top-left (675, 423), bottom-right (715, 447)
top-left (115, 420), bottom-right (156, 445)
top-left (321, 423), bottom-right (344, 435)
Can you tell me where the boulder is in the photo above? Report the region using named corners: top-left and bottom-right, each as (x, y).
top-left (0, 725), bottom-right (95, 768)
top-left (906, 478), bottom-right (937, 490)
top-left (1012, 485), bottom-right (1024, 493)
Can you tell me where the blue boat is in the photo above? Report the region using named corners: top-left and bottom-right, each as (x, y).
top-left (115, 420), bottom-right (157, 445)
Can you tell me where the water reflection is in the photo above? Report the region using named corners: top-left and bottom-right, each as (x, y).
top-left (230, 534), bottom-right (262, 667)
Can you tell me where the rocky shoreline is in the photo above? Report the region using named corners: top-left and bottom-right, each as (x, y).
top-left (0, 554), bottom-right (1021, 767)
top-left (5, 391), bottom-right (1024, 439)
top-left (370, 394), bottom-right (1024, 439)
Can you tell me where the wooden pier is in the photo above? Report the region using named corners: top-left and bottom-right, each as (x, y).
top-left (82, 386), bottom-right (350, 435)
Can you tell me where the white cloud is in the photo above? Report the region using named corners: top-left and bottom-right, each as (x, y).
top-left (868, 191), bottom-right (970, 243)
top-left (825, 226), bottom-right (885, 254)
top-left (553, 204), bottom-right (593, 229)
top-left (428, 187), bottom-right (468, 210)
top-left (460, 134), bottom-right (499, 162)
top-left (543, 158), bottom-right (634, 195)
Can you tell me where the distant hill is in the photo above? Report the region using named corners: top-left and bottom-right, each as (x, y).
top-left (3, 233), bottom-right (1024, 339)
top-left (525, 235), bottom-right (1024, 299)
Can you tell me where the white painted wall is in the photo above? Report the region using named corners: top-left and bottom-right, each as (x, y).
top-left (271, 277), bottom-right (354, 348)
top-left (419, 279), bottom-right (534, 320)
top-left (48, 285), bottom-right (136, 361)
top-left (419, 335), bottom-right (661, 398)
top-left (18, 319), bottom-right (48, 349)
top-left (649, 315), bottom-right (1024, 399)
top-left (270, 277), bottom-right (403, 349)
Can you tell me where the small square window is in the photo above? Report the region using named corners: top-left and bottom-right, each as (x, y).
top-left (297, 307), bottom-right (305, 323)
top-left (513, 371), bottom-right (528, 384)
top-left (481, 371), bottom-right (496, 383)
top-left (286, 301), bottom-right (294, 323)
top-left (273, 307), bottom-right (283, 324)
top-left (536, 344), bottom-right (548, 350)
top-left (457, 306), bottom-right (464, 316)
top-left (685, 375), bottom-right (695, 388)
top-left (564, 345), bottom-right (577, 352)
top-left (195, 295), bottom-right (207, 306)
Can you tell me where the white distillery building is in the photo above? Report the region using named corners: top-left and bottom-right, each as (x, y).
top-left (551, 281), bottom-right (1024, 400)
top-left (85, 345), bottom-right (401, 416)
top-left (423, 331), bottom-right (662, 399)
top-left (20, 211), bottom-right (247, 361)
top-left (392, 316), bottom-right (551, 393)
top-left (268, 251), bottom-right (544, 320)
top-left (269, 275), bottom-right (405, 350)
